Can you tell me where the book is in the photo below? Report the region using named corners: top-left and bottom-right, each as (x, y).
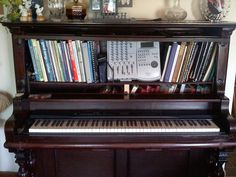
top-left (81, 42), bottom-right (93, 83)
top-left (75, 40), bottom-right (86, 82)
top-left (45, 40), bottom-right (59, 82)
top-left (87, 41), bottom-right (95, 82)
top-left (28, 39), bottom-right (41, 81)
top-left (163, 42), bottom-right (179, 82)
top-left (57, 42), bottom-right (69, 82)
top-left (171, 42), bottom-right (187, 83)
top-left (68, 40), bottom-right (79, 82)
top-left (199, 42), bottom-right (215, 81)
top-left (53, 41), bottom-right (65, 81)
top-left (32, 39), bottom-right (48, 82)
top-left (39, 39), bottom-right (56, 81)
top-left (195, 42), bottom-right (210, 81)
top-left (202, 45), bottom-right (217, 81)
top-left (88, 41), bottom-right (99, 82)
top-left (71, 40), bottom-right (82, 82)
top-left (160, 45), bottom-right (171, 82)
top-left (168, 44), bottom-right (181, 82)
top-left (62, 41), bottom-right (73, 82)
top-left (49, 40), bottom-right (62, 82)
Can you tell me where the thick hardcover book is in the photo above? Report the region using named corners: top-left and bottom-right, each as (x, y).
top-left (28, 39), bottom-right (41, 81)
top-left (39, 39), bottom-right (56, 81)
top-left (88, 41), bottom-right (99, 83)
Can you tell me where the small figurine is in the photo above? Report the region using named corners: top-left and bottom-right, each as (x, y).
top-left (35, 4), bottom-right (45, 21)
top-left (19, 4), bottom-right (28, 21)
top-left (19, 0), bottom-right (32, 21)
top-left (23, 0), bottom-right (32, 21)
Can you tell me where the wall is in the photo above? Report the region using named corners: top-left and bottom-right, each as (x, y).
top-left (0, 0), bottom-right (235, 171)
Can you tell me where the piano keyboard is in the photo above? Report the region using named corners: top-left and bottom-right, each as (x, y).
top-left (29, 119), bottom-right (220, 133)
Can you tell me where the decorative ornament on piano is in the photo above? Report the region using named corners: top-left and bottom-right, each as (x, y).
top-left (200, 0), bottom-right (231, 22)
top-left (164, 0), bottom-right (187, 21)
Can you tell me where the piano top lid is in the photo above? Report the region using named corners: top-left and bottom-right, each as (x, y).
top-left (1, 19), bottom-right (236, 28)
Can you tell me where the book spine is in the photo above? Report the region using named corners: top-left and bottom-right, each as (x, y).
top-left (53, 41), bottom-right (65, 81)
top-left (27, 39), bottom-right (41, 81)
top-left (34, 39), bottom-right (48, 82)
top-left (68, 40), bottom-right (79, 82)
top-left (72, 40), bottom-right (82, 82)
top-left (87, 41), bottom-right (95, 82)
top-left (81, 42), bottom-right (92, 83)
top-left (59, 41), bottom-right (71, 82)
top-left (75, 40), bottom-right (86, 82)
top-left (63, 41), bottom-right (73, 82)
top-left (39, 39), bottom-right (55, 81)
top-left (57, 42), bottom-right (68, 82)
top-left (47, 40), bottom-right (60, 82)
top-left (163, 42), bottom-right (178, 82)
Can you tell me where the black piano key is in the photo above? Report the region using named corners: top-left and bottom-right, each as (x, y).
top-left (140, 120), bottom-right (144, 127)
top-left (109, 120), bottom-right (113, 127)
top-left (197, 120), bottom-right (204, 126)
top-left (34, 120), bottom-right (41, 127)
top-left (127, 120), bottom-right (130, 127)
top-left (187, 120), bottom-right (193, 126)
top-left (40, 120), bottom-right (46, 126)
top-left (181, 120), bottom-right (187, 126)
top-left (56, 120), bottom-right (60, 127)
top-left (157, 120), bottom-right (162, 126)
top-left (85, 120), bottom-right (89, 126)
top-left (91, 120), bottom-right (95, 127)
top-left (45, 120), bottom-right (50, 126)
top-left (70, 120), bottom-right (75, 126)
top-left (192, 120), bottom-right (197, 126)
top-left (174, 120), bottom-right (179, 126)
top-left (177, 120), bottom-right (183, 126)
top-left (134, 120), bottom-right (137, 126)
top-left (66, 120), bottom-right (71, 127)
top-left (204, 120), bottom-right (211, 126)
top-left (52, 120), bottom-right (57, 126)
top-left (77, 120), bottom-right (81, 126)
top-left (59, 120), bottom-right (64, 127)
top-left (167, 120), bottom-right (173, 126)
top-left (150, 120), bottom-right (155, 126)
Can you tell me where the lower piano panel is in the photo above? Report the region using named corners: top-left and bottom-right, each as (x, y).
top-left (27, 148), bottom-right (215, 177)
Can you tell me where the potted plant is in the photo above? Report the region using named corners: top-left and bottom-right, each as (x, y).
top-left (0, 0), bottom-right (22, 21)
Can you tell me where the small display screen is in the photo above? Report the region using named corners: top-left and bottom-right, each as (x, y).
top-left (141, 42), bottom-right (154, 48)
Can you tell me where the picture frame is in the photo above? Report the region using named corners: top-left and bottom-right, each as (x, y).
top-left (90, 0), bottom-right (101, 11)
top-left (0, 5), bottom-right (3, 15)
top-left (101, 0), bottom-right (117, 14)
top-left (117, 0), bottom-right (133, 7)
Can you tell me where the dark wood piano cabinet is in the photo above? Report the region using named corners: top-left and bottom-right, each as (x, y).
top-left (1, 21), bottom-right (236, 177)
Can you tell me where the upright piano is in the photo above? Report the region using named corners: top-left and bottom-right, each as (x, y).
top-left (2, 20), bottom-right (236, 177)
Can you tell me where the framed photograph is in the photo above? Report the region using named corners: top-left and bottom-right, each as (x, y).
top-left (101, 0), bottom-right (117, 14)
top-left (90, 0), bottom-right (101, 11)
top-left (0, 5), bottom-right (3, 15)
top-left (117, 0), bottom-right (133, 7)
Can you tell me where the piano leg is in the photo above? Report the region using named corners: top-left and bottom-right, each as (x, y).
top-left (208, 150), bottom-right (229, 177)
top-left (15, 150), bottom-right (35, 177)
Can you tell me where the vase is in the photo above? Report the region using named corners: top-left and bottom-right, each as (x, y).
top-left (165, 0), bottom-right (187, 21)
top-left (200, 0), bottom-right (231, 22)
top-left (48, 0), bottom-right (64, 21)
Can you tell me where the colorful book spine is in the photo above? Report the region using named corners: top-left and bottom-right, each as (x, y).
top-left (68, 40), bottom-right (79, 82)
top-left (33, 39), bottom-right (48, 82)
top-left (28, 39), bottom-right (41, 81)
top-left (75, 40), bottom-right (86, 82)
top-left (39, 39), bottom-right (56, 81)
top-left (72, 40), bottom-right (82, 82)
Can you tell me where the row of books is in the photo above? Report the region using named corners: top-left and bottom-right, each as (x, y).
top-left (160, 42), bottom-right (217, 83)
top-left (28, 39), bottom-right (99, 83)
